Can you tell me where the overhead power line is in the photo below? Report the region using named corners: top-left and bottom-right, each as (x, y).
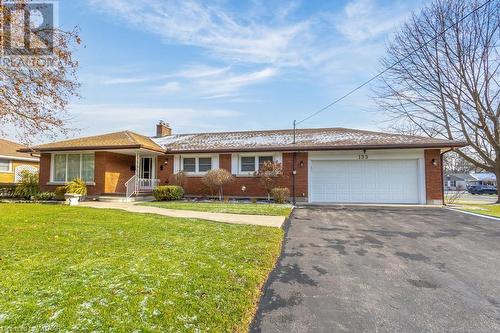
top-left (295, 0), bottom-right (493, 126)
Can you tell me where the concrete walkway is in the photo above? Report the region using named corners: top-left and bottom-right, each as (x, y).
top-left (79, 201), bottom-right (285, 228)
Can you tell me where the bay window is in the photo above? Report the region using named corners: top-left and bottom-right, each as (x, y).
top-left (52, 153), bottom-right (94, 183)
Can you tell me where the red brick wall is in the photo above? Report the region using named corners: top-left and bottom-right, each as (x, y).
top-left (39, 153), bottom-right (51, 192)
top-left (39, 151), bottom-right (134, 195)
top-left (101, 152), bottom-right (134, 194)
top-left (39, 152), bottom-right (101, 195)
top-left (170, 152), bottom-right (308, 199)
top-left (283, 152), bottom-right (308, 198)
top-left (157, 155), bottom-right (173, 186)
top-left (425, 149), bottom-right (443, 204)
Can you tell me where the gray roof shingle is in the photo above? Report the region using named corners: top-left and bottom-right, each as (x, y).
top-left (153, 127), bottom-right (465, 153)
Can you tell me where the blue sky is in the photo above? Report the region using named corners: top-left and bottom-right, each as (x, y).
top-left (46, 0), bottom-right (427, 140)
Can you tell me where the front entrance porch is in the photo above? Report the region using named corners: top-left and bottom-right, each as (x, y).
top-left (124, 154), bottom-right (160, 198)
top-left (84, 149), bottom-right (162, 202)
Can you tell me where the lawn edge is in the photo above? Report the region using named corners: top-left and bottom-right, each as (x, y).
top-left (446, 207), bottom-right (500, 221)
top-left (136, 202), bottom-right (293, 217)
top-left (247, 207), bottom-right (295, 332)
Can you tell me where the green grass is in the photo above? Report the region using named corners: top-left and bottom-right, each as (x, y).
top-left (456, 203), bottom-right (500, 218)
top-left (0, 204), bottom-right (283, 332)
top-left (139, 201), bottom-right (293, 216)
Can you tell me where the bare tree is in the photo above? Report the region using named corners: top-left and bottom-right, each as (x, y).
top-left (254, 161), bottom-right (286, 201)
top-left (0, 1), bottom-right (80, 143)
top-left (376, 0), bottom-right (500, 201)
top-left (443, 151), bottom-right (480, 174)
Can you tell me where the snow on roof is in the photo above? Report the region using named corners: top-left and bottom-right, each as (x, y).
top-left (470, 172), bottom-right (496, 181)
top-left (152, 127), bottom-right (464, 152)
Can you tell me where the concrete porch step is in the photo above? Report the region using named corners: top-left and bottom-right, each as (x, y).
top-left (97, 195), bottom-right (155, 203)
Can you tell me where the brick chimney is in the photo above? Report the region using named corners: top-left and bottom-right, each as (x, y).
top-left (156, 121), bottom-right (172, 137)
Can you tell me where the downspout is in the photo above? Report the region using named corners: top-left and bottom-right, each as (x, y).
top-left (441, 148), bottom-right (453, 206)
top-left (292, 120), bottom-right (297, 206)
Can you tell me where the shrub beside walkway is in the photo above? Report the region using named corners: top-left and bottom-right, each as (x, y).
top-left (80, 201), bottom-right (286, 227)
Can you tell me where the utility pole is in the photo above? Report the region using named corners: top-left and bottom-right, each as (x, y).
top-left (292, 120), bottom-right (297, 206)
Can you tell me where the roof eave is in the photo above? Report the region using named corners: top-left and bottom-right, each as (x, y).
top-left (165, 142), bottom-right (467, 154)
top-left (21, 144), bottom-right (166, 153)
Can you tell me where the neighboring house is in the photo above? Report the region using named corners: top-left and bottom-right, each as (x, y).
top-left (470, 172), bottom-right (497, 186)
top-left (24, 122), bottom-right (465, 205)
top-left (444, 173), bottom-right (477, 191)
top-left (444, 172), bottom-right (497, 191)
top-left (0, 138), bottom-right (39, 185)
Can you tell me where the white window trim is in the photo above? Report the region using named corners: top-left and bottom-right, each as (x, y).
top-left (0, 158), bottom-right (12, 173)
top-left (0, 158), bottom-right (14, 173)
top-left (233, 153), bottom-right (283, 176)
top-left (49, 152), bottom-right (96, 185)
top-left (175, 154), bottom-right (219, 176)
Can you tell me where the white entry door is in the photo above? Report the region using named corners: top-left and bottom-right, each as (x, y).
top-left (309, 159), bottom-right (420, 204)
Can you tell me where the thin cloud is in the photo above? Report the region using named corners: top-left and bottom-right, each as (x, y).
top-left (335, 0), bottom-right (419, 42)
top-left (149, 66), bottom-right (277, 98)
top-left (176, 65), bottom-right (231, 79)
top-left (155, 81), bottom-right (181, 93)
top-left (70, 104), bottom-right (242, 135)
top-left (88, 0), bottom-right (314, 66)
top-left (196, 67), bottom-right (278, 97)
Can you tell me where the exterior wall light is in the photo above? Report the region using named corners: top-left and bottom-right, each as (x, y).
top-left (432, 158), bottom-right (438, 166)
top-left (241, 185), bottom-right (247, 192)
top-left (299, 161), bottom-right (304, 168)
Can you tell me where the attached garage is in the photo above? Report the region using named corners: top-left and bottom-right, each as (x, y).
top-left (309, 151), bottom-right (426, 204)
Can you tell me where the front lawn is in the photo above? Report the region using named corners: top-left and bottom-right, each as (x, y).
top-left (456, 203), bottom-right (500, 218)
top-left (0, 204), bottom-right (283, 332)
top-left (139, 201), bottom-right (293, 216)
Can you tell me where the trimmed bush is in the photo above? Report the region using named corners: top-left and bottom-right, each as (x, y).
top-left (32, 192), bottom-right (57, 201)
top-left (153, 185), bottom-right (184, 201)
top-left (14, 170), bottom-right (39, 199)
top-left (65, 178), bottom-right (87, 196)
top-left (202, 169), bottom-right (234, 200)
top-left (54, 186), bottom-right (67, 200)
top-left (271, 187), bottom-right (290, 204)
top-left (0, 185), bottom-right (17, 198)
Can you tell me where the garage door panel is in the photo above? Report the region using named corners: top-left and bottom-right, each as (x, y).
top-left (310, 159), bottom-right (419, 204)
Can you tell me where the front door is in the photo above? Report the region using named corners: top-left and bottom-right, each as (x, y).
top-left (140, 157), bottom-right (153, 180)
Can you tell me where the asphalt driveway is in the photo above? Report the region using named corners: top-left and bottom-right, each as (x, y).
top-left (251, 206), bottom-right (500, 333)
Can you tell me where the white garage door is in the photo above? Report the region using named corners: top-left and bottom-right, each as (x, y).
top-left (310, 159), bottom-right (420, 204)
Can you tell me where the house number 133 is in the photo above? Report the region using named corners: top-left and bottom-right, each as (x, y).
top-left (358, 154), bottom-right (368, 160)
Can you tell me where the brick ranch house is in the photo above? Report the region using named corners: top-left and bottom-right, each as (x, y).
top-left (23, 122), bottom-right (465, 205)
